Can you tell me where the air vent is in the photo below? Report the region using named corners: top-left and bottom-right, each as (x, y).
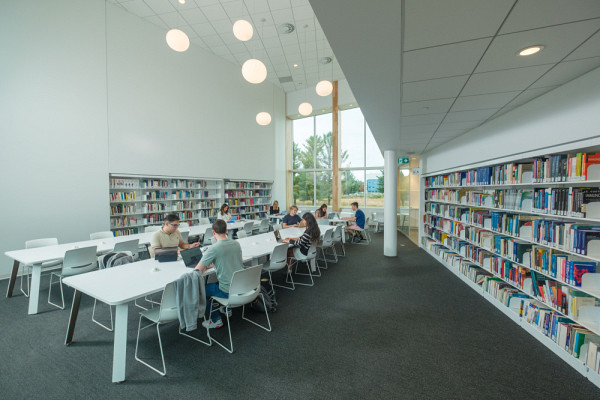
top-left (279, 76), bottom-right (293, 83)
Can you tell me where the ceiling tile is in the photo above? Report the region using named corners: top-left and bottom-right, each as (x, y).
top-left (402, 75), bottom-right (469, 102)
top-left (531, 57), bottom-right (600, 88)
top-left (451, 91), bottom-right (520, 111)
top-left (195, 0), bottom-right (221, 6)
top-left (201, 4), bottom-right (228, 20)
top-left (157, 12), bottom-right (182, 27)
top-left (404, 0), bottom-right (514, 50)
top-left (434, 129), bottom-right (469, 137)
top-left (144, 15), bottom-right (168, 29)
top-left (400, 113), bottom-right (446, 127)
top-left (168, 0), bottom-right (199, 10)
top-left (260, 25), bottom-right (279, 39)
top-left (403, 38), bottom-right (491, 82)
top-left (221, 1), bottom-right (246, 18)
top-left (120, 0), bottom-right (155, 17)
top-left (437, 120), bottom-right (482, 131)
top-left (211, 45), bottom-right (231, 56)
top-left (401, 98), bottom-right (454, 116)
top-left (179, 7), bottom-right (208, 24)
top-left (191, 22), bottom-right (217, 36)
top-left (476, 19), bottom-right (600, 73)
top-left (211, 18), bottom-right (234, 34)
top-left (566, 30), bottom-right (600, 61)
top-left (400, 124), bottom-right (439, 135)
top-left (271, 9), bottom-right (295, 24)
top-left (499, 0), bottom-right (600, 34)
top-left (202, 34), bottom-right (226, 47)
top-left (268, 0), bottom-right (291, 11)
top-left (462, 64), bottom-right (552, 96)
top-left (292, 5), bottom-right (315, 20)
top-left (444, 109), bottom-right (498, 123)
top-left (145, 0), bottom-right (175, 14)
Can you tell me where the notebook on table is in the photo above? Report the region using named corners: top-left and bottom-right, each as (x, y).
top-left (180, 247), bottom-right (203, 268)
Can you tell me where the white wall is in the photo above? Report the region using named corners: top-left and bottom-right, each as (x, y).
top-left (0, 0), bottom-right (285, 280)
top-left (286, 79), bottom-right (356, 117)
top-left (422, 66), bottom-right (600, 174)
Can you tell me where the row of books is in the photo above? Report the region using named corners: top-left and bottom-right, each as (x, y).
top-left (110, 216), bottom-right (139, 228)
top-left (531, 187), bottom-right (600, 217)
top-left (110, 192), bottom-right (136, 201)
top-left (142, 179), bottom-right (170, 188)
top-left (109, 178), bottom-right (138, 189)
top-left (528, 220), bottom-right (600, 256)
top-left (113, 227), bottom-right (139, 236)
top-left (110, 204), bottom-right (136, 216)
top-left (225, 182), bottom-right (271, 189)
top-left (533, 153), bottom-right (600, 183)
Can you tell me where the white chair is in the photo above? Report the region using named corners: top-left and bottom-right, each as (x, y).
top-left (48, 246), bottom-right (98, 310)
top-left (207, 265), bottom-right (271, 353)
top-left (317, 229), bottom-right (337, 268)
top-left (253, 219), bottom-right (270, 234)
top-left (273, 223), bottom-right (282, 231)
top-left (202, 227), bottom-right (214, 246)
top-left (242, 221), bottom-right (254, 236)
top-left (354, 218), bottom-right (371, 245)
top-left (375, 212), bottom-right (384, 233)
top-left (199, 217), bottom-right (210, 225)
top-left (135, 282), bottom-right (211, 376)
top-left (145, 225), bottom-right (161, 233)
top-left (263, 243), bottom-right (294, 293)
top-left (180, 230), bottom-right (190, 243)
top-left (367, 213), bottom-right (378, 231)
top-left (89, 231), bottom-right (114, 240)
top-left (290, 244), bottom-right (319, 287)
top-left (332, 225), bottom-right (346, 257)
top-left (236, 230), bottom-right (248, 239)
top-left (113, 238), bottom-right (140, 260)
top-left (179, 222), bottom-right (190, 231)
top-left (20, 238), bottom-right (61, 297)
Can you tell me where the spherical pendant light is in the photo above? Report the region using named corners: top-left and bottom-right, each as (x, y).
top-left (256, 112), bottom-right (272, 126)
top-left (242, 59), bottom-right (267, 84)
top-left (233, 19), bottom-right (253, 41)
top-left (315, 80), bottom-right (333, 96)
top-left (166, 29), bottom-right (190, 52)
top-left (298, 102), bottom-right (313, 116)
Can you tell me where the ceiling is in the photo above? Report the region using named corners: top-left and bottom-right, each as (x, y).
top-left (310, 0), bottom-right (600, 155)
top-left (108, 0), bottom-right (344, 92)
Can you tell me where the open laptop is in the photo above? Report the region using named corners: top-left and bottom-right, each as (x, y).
top-left (328, 212), bottom-right (337, 220)
top-left (155, 247), bottom-right (178, 262)
top-left (180, 246), bottom-right (203, 268)
top-left (228, 215), bottom-right (238, 223)
top-left (273, 230), bottom-right (283, 243)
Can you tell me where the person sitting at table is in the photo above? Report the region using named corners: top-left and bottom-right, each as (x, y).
top-left (269, 200), bottom-right (280, 215)
top-left (194, 219), bottom-right (244, 329)
top-left (283, 213), bottom-right (320, 267)
top-left (342, 202), bottom-right (366, 243)
top-left (150, 214), bottom-right (199, 257)
top-left (216, 203), bottom-right (232, 222)
top-left (315, 203), bottom-right (328, 219)
top-left (282, 205), bottom-right (302, 228)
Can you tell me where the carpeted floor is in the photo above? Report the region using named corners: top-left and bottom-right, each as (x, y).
top-left (1, 232), bottom-right (599, 399)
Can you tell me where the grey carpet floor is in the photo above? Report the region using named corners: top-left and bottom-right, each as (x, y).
top-left (1, 232), bottom-right (599, 399)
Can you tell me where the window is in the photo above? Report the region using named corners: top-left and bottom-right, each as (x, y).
top-left (292, 171), bottom-right (315, 207)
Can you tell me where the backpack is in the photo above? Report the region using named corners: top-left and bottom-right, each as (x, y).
top-left (251, 282), bottom-right (278, 313)
top-left (100, 251), bottom-right (135, 269)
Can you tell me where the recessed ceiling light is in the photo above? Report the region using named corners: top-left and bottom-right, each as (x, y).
top-left (279, 23), bottom-right (295, 34)
top-left (518, 45), bottom-right (544, 56)
top-left (178, 0), bottom-right (185, 4)
top-left (293, 64), bottom-right (298, 67)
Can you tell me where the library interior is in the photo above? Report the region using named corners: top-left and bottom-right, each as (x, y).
top-left (2, 0), bottom-right (600, 398)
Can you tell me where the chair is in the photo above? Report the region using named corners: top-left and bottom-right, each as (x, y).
top-left (20, 238), bottom-right (61, 297)
top-left (113, 238), bottom-right (140, 260)
top-left (317, 229), bottom-right (337, 268)
top-left (135, 282), bottom-right (211, 376)
top-left (145, 225), bottom-right (161, 233)
top-left (332, 225), bottom-right (346, 257)
top-left (317, 218), bottom-right (330, 226)
top-left (90, 231), bottom-right (114, 240)
top-left (236, 230), bottom-right (248, 239)
top-left (180, 230), bottom-right (190, 243)
top-left (367, 213), bottom-right (378, 231)
top-left (290, 244), bottom-right (319, 287)
top-left (199, 217), bottom-right (210, 225)
top-left (179, 222), bottom-right (190, 231)
top-left (263, 243), bottom-right (294, 293)
top-left (207, 265), bottom-right (271, 353)
top-left (48, 246), bottom-right (98, 310)
top-left (375, 212), bottom-right (384, 233)
top-left (273, 223), bottom-right (282, 231)
top-left (353, 219), bottom-right (372, 245)
top-left (202, 226), bottom-right (214, 246)
top-left (242, 221), bottom-right (254, 236)
top-left (253, 219), bottom-right (270, 234)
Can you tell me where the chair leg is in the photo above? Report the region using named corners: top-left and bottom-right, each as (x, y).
top-left (207, 300), bottom-right (234, 354)
top-left (242, 294), bottom-right (271, 332)
top-left (92, 299), bottom-right (114, 331)
top-left (293, 260), bottom-right (314, 287)
top-left (48, 273), bottom-right (65, 310)
top-left (134, 316), bottom-right (167, 376)
top-left (317, 248), bottom-right (328, 269)
top-left (273, 268), bottom-right (295, 291)
top-left (179, 324), bottom-right (212, 346)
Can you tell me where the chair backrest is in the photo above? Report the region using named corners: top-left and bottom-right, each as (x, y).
top-left (332, 225), bottom-right (343, 242)
top-left (61, 246), bottom-right (98, 277)
top-left (268, 243), bottom-right (289, 270)
top-left (243, 221), bottom-right (254, 235)
top-left (293, 243), bottom-right (317, 261)
top-left (158, 282), bottom-right (179, 323)
top-left (202, 227), bottom-right (213, 245)
top-left (113, 239), bottom-right (139, 259)
top-left (89, 231), bottom-right (114, 240)
top-left (199, 217), bottom-right (210, 225)
top-left (317, 218), bottom-right (330, 225)
top-left (179, 222), bottom-right (190, 231)
top-left (26, 238), bottom-right (58, 249)
top-left (180, 230), bottom-right (190, 243)
top-left (273, 223), bottom-right (282, 231)
top-left (371, 212), bottom-right (377, 222)
top-left (237, 230), bottom-right (248, 239)
top-left (321, 229), bottom-right (334, 246)
top-left (258, 219), bottom-right (270, 233)
top-left (145, 225), bottom-right (161, 233)
top-left (226, 265), bottom-right (262, 307)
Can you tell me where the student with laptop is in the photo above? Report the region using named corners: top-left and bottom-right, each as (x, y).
top-left (269, 200), bottom-right (280, 215)
top-left (216, 204), bottom-right (232, 222)
top-left (150, 214), bottom-right (199, 257)
top-left (343, 202), bottom-right (366, 243)
top-left (315, 204), bottom-right (328, 219)
top-left (282, 213), bottom-right (320, 266)
top-left (194, 219), bottom-right (244, 329)
top-left (282, 205), bottom-right (302, 228)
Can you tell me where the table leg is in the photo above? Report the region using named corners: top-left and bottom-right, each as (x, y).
top-left (27, 265), bottom-right (42, 315)
top-left (112, 303), bottom-right (129, 383)
top-left (65, 290), bottom-right (82, 345)
top-left (6, 260), bottom-right (19, 298)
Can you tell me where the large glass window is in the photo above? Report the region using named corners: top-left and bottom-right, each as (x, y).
top-left (340, 170), bottom-right (364, 208)
top-left (292, 171), bottom-right (315, 207)
top-left (366, 169), bottom-right (384, 207)
top-left (340, 108), bottom-right (364, 169)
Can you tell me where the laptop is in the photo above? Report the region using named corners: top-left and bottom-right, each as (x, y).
top-left (273, 230), bottom-right (283, 243)
top-left (228, 215), bottom-right (238, 223)
top-left (154, 247), bottom-right (178, 262)
top-left (180, 246), bottom-right (203, 268)
top-left (328, 212), bottom-right (337, 220)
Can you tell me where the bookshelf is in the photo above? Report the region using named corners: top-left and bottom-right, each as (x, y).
top-left (420, 150), bottom-right (600, 388)
top-left (223, 179), bottom-right (272, 220)
top-left (109, 175), bottom-right (223, 236)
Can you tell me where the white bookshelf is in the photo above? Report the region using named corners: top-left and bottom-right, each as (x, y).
top-left (223, 179), bottom-right (272, 219)
top-left (420, 148), bottom-right (600, 388)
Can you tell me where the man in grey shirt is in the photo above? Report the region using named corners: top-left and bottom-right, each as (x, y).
top-left (195, 219), bottom-right (244, 329)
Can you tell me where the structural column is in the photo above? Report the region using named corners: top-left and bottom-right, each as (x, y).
top-left (332, 81), bottom-right (340, 211)
top-left (384, 150), bottom-right (398, 257)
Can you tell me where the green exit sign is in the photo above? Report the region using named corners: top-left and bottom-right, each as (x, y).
top-left (398, 157), bottom-right (409, 164)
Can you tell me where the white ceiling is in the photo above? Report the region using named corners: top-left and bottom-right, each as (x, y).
top-left (108, 0), bottom-right (344, 92)
top-left (310, 0), bottom-right (600, 155)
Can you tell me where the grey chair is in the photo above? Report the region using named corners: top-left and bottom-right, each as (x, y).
top-left (317, 229), bottom-right (337, 268)
top-left (202, 227), bottom-right (214, 245)
top-left (263, 243), bottom-right (294, 293)
top-left (242, 221), bottom-right (254, 236)
top-left (21, 238), bottom-right (62, 297)
top-left (145, 225), bottom-right (161, 233)
top-left (180, 230), bottom-right (190, 243)
top-left (290, 244), bottom-right (319, 287)
top-left (207, 265), bottom-right (271, 353)
top-left (135, 282), bottom-right (211, 376)
top-left (253, 219), bottom-right (270, 234)
top-left (236, 230), bottom-right (248, 239)
top-left (113, 239), bottom-right (140, 260)
top-left (332, 225), bottom-right (346, 257)
top-left (199, 217), bottom-right (210, 225)
top-left (48, 246), bottom-right (98, 310)
top-left (90, 231), bottom-right (114, 240)
top-left (273, 223), bottom-right (283, 231)
top-left (353, 218), bottom-right (372, 245)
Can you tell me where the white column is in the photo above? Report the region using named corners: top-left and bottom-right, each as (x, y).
top-left (384, 150), bottom-right (398, 257)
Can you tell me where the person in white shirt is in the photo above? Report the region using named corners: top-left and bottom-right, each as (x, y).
top-left (216, 203), bottom-right (232, 222)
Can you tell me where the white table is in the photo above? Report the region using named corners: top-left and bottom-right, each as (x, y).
top-left (62, 258), bottom-right (192, 383)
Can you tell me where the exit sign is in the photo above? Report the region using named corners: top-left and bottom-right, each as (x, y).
top-left (398, 157), bottom-right (409, 164)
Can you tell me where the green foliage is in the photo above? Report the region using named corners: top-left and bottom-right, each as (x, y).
top-left (377, 170), bottom-right (384, 193)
